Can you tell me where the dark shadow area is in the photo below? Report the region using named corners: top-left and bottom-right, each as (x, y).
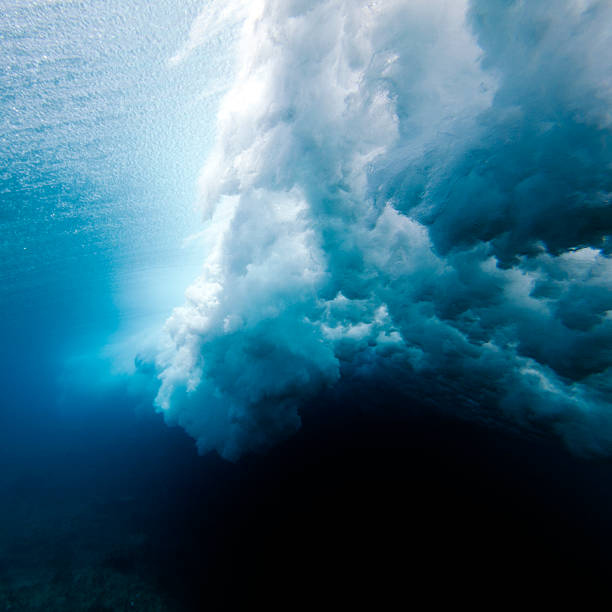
top-left (143, 394), bottom-right (612, 609)
top-left (2, 389), bottom-right (612, 609)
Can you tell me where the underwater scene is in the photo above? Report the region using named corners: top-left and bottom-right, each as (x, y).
top-left (2, 0), bottom-right (612, 609)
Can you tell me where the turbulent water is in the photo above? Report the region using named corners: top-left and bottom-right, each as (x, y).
top-left (151, 0), bottom-right (612, 459)
top-left (1, 0), bottom-right (612, 609)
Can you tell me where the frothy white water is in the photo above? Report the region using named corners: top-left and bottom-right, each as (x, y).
top-left (154, 0), bottom-right (612, 460)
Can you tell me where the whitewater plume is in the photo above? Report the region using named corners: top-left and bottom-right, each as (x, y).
top-left (154, 0), bottom-right (612, 460)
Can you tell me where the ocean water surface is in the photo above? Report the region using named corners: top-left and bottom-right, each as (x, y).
top-left (2, 0), bottom-right (612, 609)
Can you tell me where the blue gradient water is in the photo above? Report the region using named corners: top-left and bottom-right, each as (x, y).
top-left (0, 5), bottom-right (237, 604)
top-left (2, 1), bottom-right (612, 609)
top-left (0, 0), bottom-right (235, 433)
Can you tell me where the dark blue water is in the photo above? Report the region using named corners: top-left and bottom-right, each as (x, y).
top-left (2, 1), bottom-right (612, 609)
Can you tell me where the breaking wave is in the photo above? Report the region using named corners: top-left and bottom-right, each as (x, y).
top-left (154, 0), bottom-right (612, 460)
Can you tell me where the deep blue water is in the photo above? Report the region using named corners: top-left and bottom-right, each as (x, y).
top-left (2, 1), bottom-right (612, 609)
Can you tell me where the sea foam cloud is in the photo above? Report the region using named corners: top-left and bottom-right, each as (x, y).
top-left (154, 0), bottom-right (612, 460)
